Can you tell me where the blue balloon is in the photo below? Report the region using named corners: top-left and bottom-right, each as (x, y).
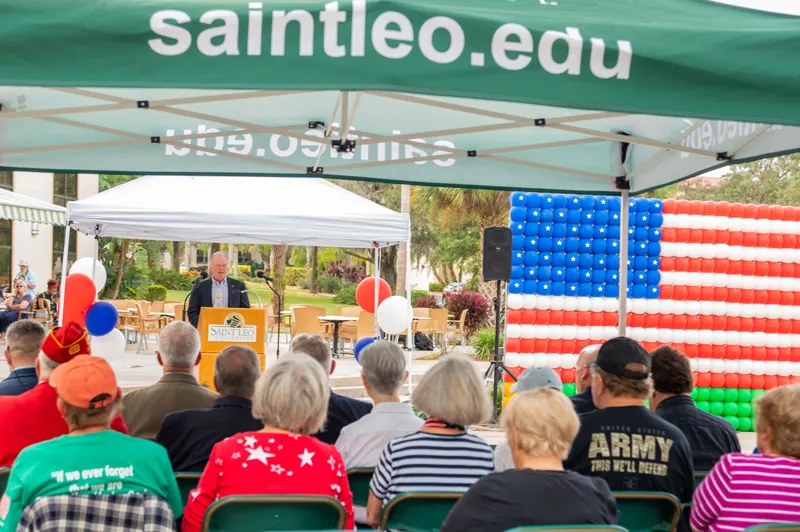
top-left (566, 210), bottom-right (581, 224)
top-left (592, 239), bottom-right (607, 254)
top-left (592, 270), bottom-right (606, 283)
top-left (645, 285), bottom-right (660, 299)
top-left (510, 192), bottom-right (527, 207)
top-left (595, 196), bottom-right (610, 211)
top-left (509, 279), bottom-right (524, 294)
top-left (579, 225), bottom-right (594, 239)
top-left (635, 212), bottom-right (650, 227)
top-left (538, 238), bottom-right (553, 252)
top-left (608, 225), bottom-right (621, 239)
top-left (634, 240), bottom-right (648, 255)
top-left (552, 238), bottom-right (566, 253)
top-left (524, 250), bottom-right (539, 266)
top-left (648, 242), bottom-right (661, 256)
top-left (580, 270), bottom-right (593, 283)
top-left (512, 250), bottom-right (524, 266)
top-left (578, 282), bottom-right (592, 296)
top-left (649, 213), bottom-right (664, 227)
top-left (566, 267), bottom-right (580, 282)
top-left (511, 221), bottom-right (525, 235)
top-left (523, 236), bottom-right (539, 250)
top-left (633, 256), bottom-right (647, 270)
top-left (539, 251), bottom-right (553, 266)
top-left (578, 253), bottom-right (594, 269)
top-left (565, 236), bottom-right (579, 252)
top-left (565, 253), bottom-right (580, 267)
top-left (523, 266), bottom-right (538, 280)
top-left (647, 271), bottom-right (661, 285)
top-left (631, 284), bottom-right (646, 299)
top-left (581, 211), bottom-right (596, 224)
top-left (512, 265), bottom-right (524, 279)
top-left (512, 235), bottom-right (524, 250)
top-left (581, 195), bottom-right (596, 210)
top-left (604, 285), bottom-right (620, 298)
top-left (552, 223), bottom-right (567, 238)
top-left (537, 281), bottom-right (552, 296)
top-left (566, 195), bottom-right (581, 209)
top-left (606, 255), bottom-right (621, 270)
top-left (525, 222), bottom-right (540, 236)
top-left (647, 257), bottom-right (661, 271)
top-left (632, 270), bottom-right (647, 284)
top-left (551, 282), bottom-right (566, 296)
top-left (593, 225), bottom-right (608, 239)
top-left (579, 239), bottom-right (593, 253)
top-left (552, 254), bottom-right (566, 267)
top-left (608, 211), bottom-right (622, 226)
top-left (552, 267), bottom-right (566, 282)
top-left (354, 337), bottom-right (376, 363)
top-left (635, 227), bottom-right (648, 241)
top-left (539, 223), bottom-right (554, 237)
top-left (540, 194), bottom-right (555, 208)
top-left (627, 198), bottom-right (637, 211)
top-left (539, 209), bottom-right (554, 223)
top-left (85, 301), bottom-right (119, 337)
top-left (537, 266), bottom-right (552, 280)
top-left (605, 270), bottom-right (620, 284)
top-left (523, 280), bottom-right (538, 294)
top-left (566, 224), bottom-right (580, 237)
top-left (648, 227), bottom-right (662, 241)
top-left (510, 206), bottom-right (527, 221)
top-left (592, 284), bottom-right (605, 296)
top-left (526, 193), bottom-right (541, 208)
top-left (528, 208), bottom-right (541, 221)
top-left (594, 211), bottom-right (609, 225)
top-left (553, 195), bottom-right (567, 209)
top-left (649, 199), bottom-right (664, 213)
top-left (566, 283), bottom-right (579, 295)
top-left (593, 255), bottom-right (608, 270)
top-left (607, 196), bottom-right (622, 212)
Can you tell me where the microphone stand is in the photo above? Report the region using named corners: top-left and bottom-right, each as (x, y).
top-left (264, 280), bottom-right (283, 358)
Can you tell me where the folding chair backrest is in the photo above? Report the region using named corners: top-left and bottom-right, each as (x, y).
top-left (201, 495), bottom-right (346, 532)
top-left (0, 467), bottom-right (9, 497)
top-left (341, 306), bottom-right (361, 318)
top-left (429, 309), bottom-right (450, 334)
top-left (291, 306), bottom-right (328, 336)
top-left (175, 472), bottom-right (202, 506)
top-left (356, 311), bottom-right (375, 338)
top-left (150, 301), bottom-right (164, 312)
top-left (613, 491), bottom-right (682, 532)
top-left (346, 468), bottom-right (375, 507)
top-left (380, 492), bottom-right (462, 532)
top-left (413, 308), bottom-right (430, 318)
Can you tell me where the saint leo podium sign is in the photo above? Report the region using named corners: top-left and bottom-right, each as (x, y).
top-left (198, 307), bottom-right (267, 391)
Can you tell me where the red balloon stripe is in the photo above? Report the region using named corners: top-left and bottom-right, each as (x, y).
top-left (662, 200), bottom-right (799, 221)
top-left (659, 257), bottom-right (800, 277)
top-left (691, 373), bottom-right (800, 389)
top-left (659, 285), bottom-right (800, 305)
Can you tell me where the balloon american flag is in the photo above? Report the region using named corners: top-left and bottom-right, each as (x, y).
top-left (503, 192), bottom-right (800, 431)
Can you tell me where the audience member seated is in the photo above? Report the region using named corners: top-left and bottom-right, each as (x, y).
top-left (156, 345), bottom-right (263, 472)
top-left (182, 353), bottom-right (355, 532)
top-left (367, 353), bottom-right (494, 529)
top-left (0, 355), bottom-right (182, 531)
top-left (650, 346), bottom-right (740, 471)
top-left (572, 344), bottom-right (600, 414)
top-left (691, 385), bottom-right (800, 532)
top-left (0, 320), bottom-right (46, 396)
top-left (35, 279), bottom-right (59, 319)
top-left (0, 281), bottom-right (32, 340)
top-left (0, 322), bottom-right (128, 467)
top-left (291, 333), bottom-right (372, 444)
top-left (564, 337), bottom-right (694, 507)
top-left (442, 388), bottom-right (618, 531)
top-left (336, 341), bottom-right (423, 525)
top-left (123, 321), bottom-right (217, 440)
top-left (494, 366), bottom-right (563, 471)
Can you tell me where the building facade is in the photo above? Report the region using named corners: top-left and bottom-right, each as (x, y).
top-left (2, 171), bottom-right (98, 288)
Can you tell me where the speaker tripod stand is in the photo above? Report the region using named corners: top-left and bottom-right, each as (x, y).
top-left (483, 280), bottom-right (517, 423)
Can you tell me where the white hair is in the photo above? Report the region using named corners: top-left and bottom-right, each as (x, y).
top-left (412, 353), bottom-right (491, 427)
top-left (360, 341), bottom-right (407, 396)
top-left (158, 321), bottom-right (201, 368)
top-left (37, 352), bottom-right (60, 377)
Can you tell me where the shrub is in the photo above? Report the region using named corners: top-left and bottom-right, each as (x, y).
top-left (410, 290), bottom-right (429, 306)
top-left (317, 274), bottom-right (344, 294)
top-left (413, 295), bottom-right (441, 309)
top-left (472, 328), bottom-right (502, 361)
top-left (446, 291), bottom-right (491, 336)
top-left (428, 282), bottom-right (444, 292)
top-left (237, 265), bottom-right (252, 277)
top-left (332, 284), bottom-right (357, 305)
top-left (325, 261), bottom-right (367, 284)
top-left (132, 284), bottom-right (167, 302)
top-left (465, 276), bottom-right (479, 292)
top-left (250, 261), bottom-right (265, 274)
top-left (148, 268), bottom-right (193, 291)
top-left (283, 267), bottom-right (306, 287)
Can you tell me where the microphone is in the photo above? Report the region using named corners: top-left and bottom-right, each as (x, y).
top-left (192, 271), bottom-right (209, 285)
top-left (256, 270), bottom-right (274, 282)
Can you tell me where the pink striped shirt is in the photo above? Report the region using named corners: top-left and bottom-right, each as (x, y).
top-left (691, 453), bottom-right (800, 532)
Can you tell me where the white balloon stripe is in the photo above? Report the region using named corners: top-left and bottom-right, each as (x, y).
top-left (660, 242), bottom-right (800, 263)
top-left (660, 272), bottom-right (800, 292)
top-left (662, 213), bottom-right (800, 235)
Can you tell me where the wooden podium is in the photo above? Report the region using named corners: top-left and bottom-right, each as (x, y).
top-left (197, 307), bottom-right (267, 391)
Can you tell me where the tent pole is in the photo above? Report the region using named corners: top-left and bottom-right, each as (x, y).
top-left (91, 225), bottom-right (99, 288)
top-left (57, 220), bottom-right (71, 326)
top-left (405, 239), bottom-right (413, 395)
top-left (373, 245), bottom-right (380, 337)
top-left (618, 190), bottom-right (629, 336)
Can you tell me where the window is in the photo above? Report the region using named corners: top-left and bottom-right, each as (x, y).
top-left (53, 173), bottom-right (77, 276)
top-left (0, 172), bottom-right (11, 288)
top-left (237, 250), bottom-right (251, 263)
top-left (196, 248), bottom-right (208, 265)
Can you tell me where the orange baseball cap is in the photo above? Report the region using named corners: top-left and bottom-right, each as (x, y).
top-left (49, 355), bottom-right (121, 409)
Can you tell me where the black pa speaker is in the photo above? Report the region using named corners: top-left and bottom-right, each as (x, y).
top-left (482, 227), bottom-right (513, 282)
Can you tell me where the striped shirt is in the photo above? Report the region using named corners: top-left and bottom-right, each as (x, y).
top-left (369, 431), bottom-right (494, 502)
top-left (691, 453), bottom-right (800, 532)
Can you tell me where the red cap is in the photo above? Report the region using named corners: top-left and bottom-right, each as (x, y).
top-left (49, 355), bottom-right (120, 409)
top-left (41, 322), bottom-right (91, 364)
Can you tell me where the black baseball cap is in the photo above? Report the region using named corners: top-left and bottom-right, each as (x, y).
top-left (596, 337), bottom-right (651, 380)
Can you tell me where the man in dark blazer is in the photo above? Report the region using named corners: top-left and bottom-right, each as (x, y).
top-left (0, 320), bottom-right (46, 396)
top-left (187, 251), bottom-right (250, 328)
top-left (155, 345), bottom-right (263, 472)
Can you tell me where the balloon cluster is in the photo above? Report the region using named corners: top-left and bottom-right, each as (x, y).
top-left (352, 276), bottom-right (412, 365)
top-left (509, 192), bottom-right (664, 299)
top-left (62, 258), bottom-right (126, 358)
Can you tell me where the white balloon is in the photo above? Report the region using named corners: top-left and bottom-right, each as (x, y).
top-left (711, 274), bottom-right (728, 288)
top-left (711, 359), bottom-right (725, 374)
top-left (69, 257), bottom-right (108, 293)
top-left (752, 306), bottom-right (767, 319)
top-left (376, 296), bottom-right (413, 334)
top-left (701, 245), bottom-right (716, 259)
top-left (713, 330), bottom-right (727, 345)
top-left (754, 218), bottom-right (771, 234)
top-left (631, 299), bottom-right (647, 314)
top-left (685, 330), bottom-right (700, 344)
top-left (576, 327), bottom-right (590, 340)
top-left (603, 298), bottom-right (618, 312)
top-left (729, 246), bottom-right (744, 260)
top-left (522, 294), bottom-right (537, 309)
top-left (505, 353), bottom-right (521, 367)
top-left (660, 299), bottom-right (674, 315)
top-left (739, 332), bottom-right (753, 346)
top-left (766, 305), bottom-right (781, 320)
top-left (792, 362), bottom-right (800, 377)
top-left (547, 354), bottom-right (562, 368)
top-left (779, 361), bottom-right (794, 376)
top-left (688, 244), bottom-right (704, 258)
top-left (533, 325), bottom-right (549, 338)
top-left (751, 361), bottom-right (766, 375)
top-left (673, 272), bottom-right (689, 286)
top-left (726, 331), bottom-right (740, 345)
top-left (738, 359), bottom-right (753, 374)
top-left (521, 325), bottom-right (535, 339)
top-left (714, 245), bottom-right (730, 259)
top-left (548, 325), bottom-right (563, 340)
top-left (674, 243), bottom-right (690, 257)
top-left (603, 326), bottom-right (618, 339)
top-left (741, 218), bottom-right (758, 232)
top-left (740, 276), bottom-right (755, 290)
top-left (700, 302), bottom-right (715, 316)
top-left (741, 247), bottom-right (757, 261)
top-left (508, 294), bottom-right (524, 310)
top-left (506, 325), bottom-right (522, 338)
top-left (660, 242), bottom-right (676, 256)
top-left (521, 354), bottom-right (536, 368)
top-left (589, 298), bottom-right (605, 313)
top-left (550, 297), bottom-right (565, 311)
top-left (767, 248), bottom-right (782, 262)
top-left (532, 353), bottom-right (548, 368)
top-left (536, 297), bottom-right (552, 310)
top-left (658, 329), bottom-right (673, 343)
top-left (779, 335), bottom-right (792, 348)
top-left (562, 354), bottom-right (578, 368)
top-left (699, 330), bottom-right (714, 345)
top-left (686, 301), bottom-right (701, 315)
top-left (764, 361), bottom-right (779, 375)
top-left (90, 329), bottom-right (126, 358)
top-left (563, 297), bottom-right (578, 311)
top-left (727, 303), bottom-right (742, 317)
top-left (724, 360), bottom-right (739, 373)
top-left (715, 216), bottom-right (730, 230)
top-left (697, 359), bottom-right (711, 373)
top-left (562, 327), bottom-right (577, 340)
top-left (672, 329), bottom-right (686, 343)
top-left (712, 301), bottom-right (728, 316)
top-left (644, 328), bottom-right (659, 343)
top-left (766, 334), bottom-right (780, 348)
top-left (630, 328), bottom-right (645, 341)
top-left (588, 327), bottom-right (604, 341)
top-left (646, 299), bottom-right (661, 314)
top-left (689, 359), bottom-right (698, 371)
top-left (753, 277), bottom-right (769, 291)
top-left (576, 297), bottom-right (591, 312)
top-left (739, 304), bottom-right (755, 318)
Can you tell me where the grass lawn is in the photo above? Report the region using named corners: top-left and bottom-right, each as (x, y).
top-left (166, 285), bottom-right (340, 313)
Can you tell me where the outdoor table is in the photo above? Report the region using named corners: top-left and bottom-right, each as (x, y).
top-left (318, 316), bottom-right (357, 358)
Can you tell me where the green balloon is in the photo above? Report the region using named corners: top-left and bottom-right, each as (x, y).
top-left (723, 403), bottom-right (738, 416)
top-left (697, 401), bottom-right (711, 413)
top-left (738, 403), bottom-right (753, 417)
top-left (737, 389), bottom-right (753, 404)
top-left (725, 416), bottom-right (740, 430)
top-left (752, 389), bottom-right (766, 401)
top-left (724, 389), bottom-right (739, 403)
top-left (738, 417), bottom-right (753, 432)
top-left (710, 402), bottom-right (725, 416)
top-left (563, 383), bottom-right (576, 397)
top-left (710, 389), bottom-right (725, 402)
top-left (696, 388), bottom-right (711, 402)
top-left (690, 388), bottom-right (698, 400)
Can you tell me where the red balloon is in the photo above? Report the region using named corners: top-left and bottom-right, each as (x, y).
top-left (765, 348), bottom-right (779, 361)
top-left (603, 312), bottom-right (618, 327)
top-left (659, 315), bottom-right (673, 329)
top-left (576, 313), bottom-right (590, 327)
top-left (700, 286), bottom-right (715, 301)
top-left (700, 259), bottom-right (715, 273)
top-left (742, 204), bottom-right (757, 218)
top-left (534, 309), bottom-right (550, 324)
top-left (644, 314), bottom-right (659, 328)
top-left (698, 315), bottom-right (714, 330)
top-left (661, 228), bottom-right (677, 243)
top-left (726, 345), bottom-right (740, 360)
top-left (686, 316), bottom-right (700, 330)
top-left (629, 314), bottom-right (644, 328)
top-left (507, 310), bottom-right (521, 324)
top-left (662, 199), bottom-right (677, 214)
top-left (714, 260), bottom-right (729, 274)
top-left (729, 203), bottom-right (745, 217)
top-left (726, 288), bottom-right (741, 303)
top-left (769, 205), bottom-right (784, 220)
top-left (589, 313), bottom-right (604, 326)
top-left (724, 374), bottom-right (739, 388)
top-left (716, 202), bottom-right (731, 217)
top-left (766, 291), bottom-right (782, 305)
top-left (781, 292), bottom-right (795, 306)
top-left (737, 374), bottom-right (751, 389)
top-left (562, 311), bottom-right (577, 326)
top-left (728, 231), bottom-right (744, 246)
top-left (751, 375), bottom-right (764, 389)
top-left (792, 348), bottom-right (800, 362)
top-left (756, 204), bottom-right (771, 219)
top-left (675, 228), bottom-right (690, 242)
top-left (742, 233), bottom-right (758, 247)
top-left (687, 259), bottom-right (702, 273)
top-left (739, 318), bottom-right (754, 331)
top-left (672, 315), bottom-right (688, 330)
top-left (753, 290), bottom-right (768, 305)
top-left (756, 234), bottom-right (770, 248)
top-left (783, 264), bottom-right (796, 278)
top-left (751, 346), bottom-right (766, 361)
top-left (778, 348), bottom-right (792, 361)
top-left (549, 311), bottom-right (563, 326)
top-left (752, 319), bottom-right (766, 333)
top-left (710, 374), bottom-right (725, 388)
top-left (740, 346), bottom-right (753, 361)
top-left (783, 206), bottom-right (798, 221)
top-left (675, 200), bottom-right (690, 214)
top-left (506, 339), bottom-right (520, 352)
top-left (534, 339), bottom-right (549, 352)
top-left (768, 262), bottom-right (783, 277)
top-left (686, 286), bottom-right (701, 300)
top-left (548, 340), bottom-right (563, 353)
top-left (769, 234), bottom-right (784, 249)
top-left (702, 202), bottom-right (717, 216)
top-left (355, 277), bottom-right (391, 313)
top-left (787, 234), bottom-right (799, 249)
top-left (684, 344), bottom-right (699, 358)
top-left (689, 229), bottom-right (703, 243)
top-left (561, 340), bottom-right (576, 354)
top-left (659, 285), bottom-right (674, 299)
top-left (520, 339), bottom-right (535, 353)
top-left (723, 316), bottom-right (737, 330)
top-left (700, 345), bottom-right (715, 359)
top-left (521, 309), bottom-right (536, 324)
top-left (741, 261), bottom-right (756, 276)
top-left (689, 201), bottom-right (704, 216)
top-left (777, 376), bottom-right (792, 387)
top-left (673, 258), bottom-right (689, 272)
top-left (740, 290), bottom-right (756, 304)
top-left (63, 273), bottom-right (96, 321)
top-left (561, 369), bottom-right (576, 383)
top-left (765, 320), bottom-right (779, 334)
top-left (763, 375), bottom-right (778, 390)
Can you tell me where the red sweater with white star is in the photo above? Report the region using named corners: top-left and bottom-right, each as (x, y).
top-left (182, 431), bottom-right (355, 531)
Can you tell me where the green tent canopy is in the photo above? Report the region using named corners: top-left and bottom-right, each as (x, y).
top-left (0, 0), bottom-right (798, 192)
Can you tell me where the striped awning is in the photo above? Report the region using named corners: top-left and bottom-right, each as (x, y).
top-left (0, 189), bottom-right (67, 225)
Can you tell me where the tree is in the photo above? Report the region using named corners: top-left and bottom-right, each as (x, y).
top-left (171, 241), bottom-right (184, 271)
top-left (395, 184), bottom-right (412, 293)
top-left (271, 244), bottom-right (287, 304)
top-left (306, 247), bottom-right (319, 293)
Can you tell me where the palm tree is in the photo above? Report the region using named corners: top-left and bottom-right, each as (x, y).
top-left (395, 184), bottom-right (412, 294)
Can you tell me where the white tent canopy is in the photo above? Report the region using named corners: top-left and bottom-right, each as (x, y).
top-left (66, 175), bottom-right (410, 248)
top-left (0, 188), bottom-right (66, 225)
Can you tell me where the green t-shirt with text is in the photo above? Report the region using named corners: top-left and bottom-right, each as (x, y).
top-left (0, 430), bottom-right (182, 530)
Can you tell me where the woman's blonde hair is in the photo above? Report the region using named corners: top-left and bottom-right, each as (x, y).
top-left (412, 353), bottom-right (491, 427)
top-left (501, 388), bottom-right (579, 460)
top-left (252, 352), bottom-right (330, 435)
top-left (756, 385), bottom-right (800, 458)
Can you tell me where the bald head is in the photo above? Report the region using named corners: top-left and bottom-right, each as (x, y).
top-left (576, 344), bottom-right (601, 392)
top-left (214, 345), bottom-right (260, 397)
